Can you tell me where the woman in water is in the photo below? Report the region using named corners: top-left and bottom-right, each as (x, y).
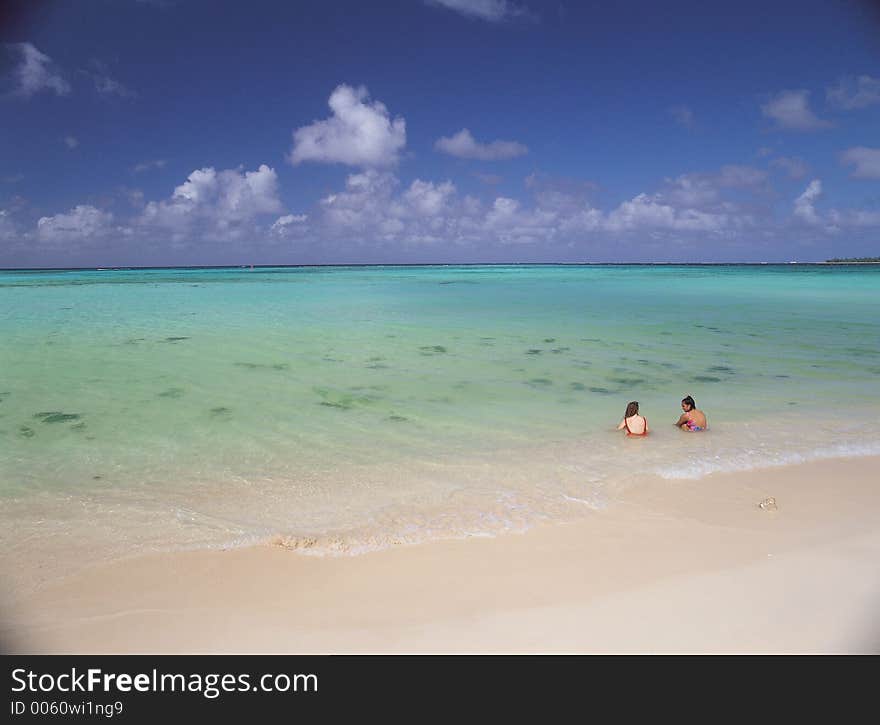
top-left (617, 401), bottom-right (648, 437)
top-left (676, 395), bottom-right (707, 432)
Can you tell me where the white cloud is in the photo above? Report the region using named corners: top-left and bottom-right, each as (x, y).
top-left (318, 171), bottom-right (464, 243)
top-left (787, 179), bottom-right (880, 233)
top-left (319, 170), bottom-right (401, 234)
top-left (34, 159), bottom-right (880, 255)
top-left (140, 164), bottom-right (283, 241)
top-left (403, 179), bottom-right (457, 216)
top-left (288, 84), bottom-right (406, 168)
top-left (668, 105), bottom-right (695, 129)
top-left (37, 205), bottom-right (113, 242)
top-left (793, 180), bottom-right (823, 225)
top-left (482, 196), bottom-right (562, 243)
top-left (64, 135), bottom-right (79, 149)
top-left (605, 194), bottom-right (731, 233)
top-left (309, 164), bottom-right (754, 247)
top-left (425, 0), bottom-right (526, 22)
top-left (133, 159), bottom-right (167, 173)
top-left (761, 90), bottom-right (832, 131)
top-left (5, 43), bottom-right (70, 97)
top-left (318, 171), bottom-right (462, 243)
top-left (270, 213), bottom-right (309, 237)
top-left (435, 128), bottom-right (528, 161)
top-left (840, 147), bottom-right (880, 179)
top-left (826, 75), bottom-right (880, 110)
top-left (769, 156), bottom-right (809, 179)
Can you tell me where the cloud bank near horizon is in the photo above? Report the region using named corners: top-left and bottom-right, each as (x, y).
top-left (4, 68), bottom-right (880, 265)
top-left (7, 158), bottom-right (877, 264)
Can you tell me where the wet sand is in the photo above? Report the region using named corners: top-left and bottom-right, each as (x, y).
top-left (3, 456), bottom-right (878, 654)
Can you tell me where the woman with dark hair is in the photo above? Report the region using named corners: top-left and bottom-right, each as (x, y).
top-left (617, 401), bottom-right (648, 437)
top-left (676, 395), bottom-right (707, 432)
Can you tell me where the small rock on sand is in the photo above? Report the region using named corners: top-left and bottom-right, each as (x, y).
top-left (759, 496), bottom-right (778, 511)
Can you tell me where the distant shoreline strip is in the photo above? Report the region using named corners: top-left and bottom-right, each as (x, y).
top-left (3, 261), bottom-right (880, 273)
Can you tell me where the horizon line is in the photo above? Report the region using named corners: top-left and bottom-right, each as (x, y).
top-left (0, 261), bottom-right (869, 272)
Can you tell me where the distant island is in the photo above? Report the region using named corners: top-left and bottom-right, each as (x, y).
top-left (825, 257), bottom-right (880, 264)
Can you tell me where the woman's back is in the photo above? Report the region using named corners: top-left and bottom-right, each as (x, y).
top-left (688, 409), bottom-right (707, 428)
top-left (624, 414), bottom-right (647, 436)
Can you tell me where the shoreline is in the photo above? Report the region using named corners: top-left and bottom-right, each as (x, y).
top-left (4, 455), bottom-right (878, 654)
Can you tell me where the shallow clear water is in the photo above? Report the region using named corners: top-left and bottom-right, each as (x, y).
top-left (2, 264), bottom-right (879, 586)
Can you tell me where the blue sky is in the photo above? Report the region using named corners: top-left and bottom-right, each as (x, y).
top-left (1, 0), bottom-right (880, 266)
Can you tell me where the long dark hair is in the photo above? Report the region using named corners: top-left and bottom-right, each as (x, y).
top-left (624, 401), bottom-right (639, 418)
top-left (682, 395), bottom-right (696, 411)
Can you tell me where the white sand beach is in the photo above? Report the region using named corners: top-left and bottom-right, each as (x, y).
top-left (3, 456), bottom-right (878, 654)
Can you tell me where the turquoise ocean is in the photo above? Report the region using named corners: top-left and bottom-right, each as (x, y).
top-left (2, 264), bottom-right (879, 588)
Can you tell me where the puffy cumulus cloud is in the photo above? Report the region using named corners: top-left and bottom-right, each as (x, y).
top-left (316, 171), bottom-right (458, 243)
top-left (289, 85), bottom-right (406, 168)
top-left (140, 164), bottom-right (283, 241)
top-left (605, 195), bottom-right (734, 233)
top-left (483, 196), bottom-right (564, 243)
top-left (840, 147), bottom-right (880, 179)
top-left (317, 171), bottom-right (466, 243)
top-left (403, 179), bottom-right (456, 216)
top-left (425, 0), bottom-right (526, 22)
top-left (37, 205), bottom-right (114, 242)
top-left (309, 166), bottom-right (754, 247)
top-left (788, 179), bottom-right (880, 233)
top-left (5, 43), bottom-right (70, 97)
top-left (319, 170), bottom-right (401, 235)
top-left (34, 163), bottom-right (880, 257)
top-left (826, 75), bottom-right (880, 110)
top-left (270, 213), bottom-right (309, 238)
top-left (793, 180), bottom-right (823, 225)
top-left (435, 128), bottom-right (528, 161)
top-left (769, 156), bottom-right (809, 179)
top-left (761, 90), bottom-right (832, 131)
